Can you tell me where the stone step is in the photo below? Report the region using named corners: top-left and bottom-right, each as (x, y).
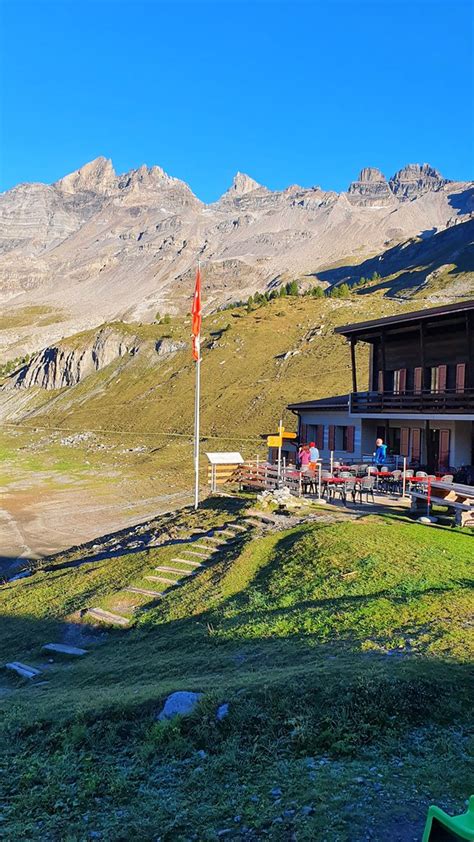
top-left (155, 565), bottom-right (194, 575)
top-left (125, 586), bottom-right (163, 598)
top-left (171, 557), bottom-right (203, 566)
top-left (85, 608), bottom-right (130, 627)
top-left (193, 544), bottom-right (218, 552)
top-left (42, 643), bottom-right (88, 657)
top-left (151, 574), bottom-right (177, 584)
top-left (6, 662), bottom-right (42, 679)
top-left (244, 518), bottom-right (263, 528)
top-left (206, 535), bottom-right (227, 543)
top-left (182, 549), bottom-right (210, 558)
top-left (226, 523), bottom-right (248, 532)
top-left (217, 529), bottom-right (239, 537)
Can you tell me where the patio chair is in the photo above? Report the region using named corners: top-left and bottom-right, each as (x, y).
top-left (357, 476), bottom-right (375, 504)
top-left (442, 474), bottom-right (454, 484)
top-left (390, 470), bottom-right (402, 494)
top-left (331, 478), bottom-right (357, 506)
top-left (339, 471), bottom-right (353, 478)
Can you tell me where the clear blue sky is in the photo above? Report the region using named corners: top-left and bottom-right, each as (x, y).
top-left (0, 0), bottom-right (472, 201)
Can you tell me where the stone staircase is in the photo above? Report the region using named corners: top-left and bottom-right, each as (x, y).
top-left (3, 512), bottom-right (271, 683)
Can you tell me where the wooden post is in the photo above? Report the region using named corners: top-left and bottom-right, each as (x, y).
top-left (318, 461), bottom-right (322, 499)
top-left (350, 338), bottom-right (358, 394)
top-left (330, 451), bottom-right (334, 475)
top-left (402, 456), bottom-right (407, 497)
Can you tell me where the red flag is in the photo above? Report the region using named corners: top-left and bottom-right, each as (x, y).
top-left (191, 266), bottom-right (202, 361)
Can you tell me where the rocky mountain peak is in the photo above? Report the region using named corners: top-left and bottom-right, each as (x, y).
top-left (389, 163), bottom-right (448, 199)
top-left (347, 166), bottom-right (393, 205)
top-left (54, 157), bottom-right (117, 195)
top-left (225, 172), bottom-right (264, 197)
top-left (356, 167), bottom-right (387, 183)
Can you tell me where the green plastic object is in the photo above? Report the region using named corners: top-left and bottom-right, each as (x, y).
top-left (422, 795), bottom-right (474, 841)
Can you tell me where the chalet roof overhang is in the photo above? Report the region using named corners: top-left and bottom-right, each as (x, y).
top-left (287, 394), bottom-right (350, 412)
top-left (334, 299), bottom-right (474, 344)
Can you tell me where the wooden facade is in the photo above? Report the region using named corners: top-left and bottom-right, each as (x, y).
top-left (289, 302), bottom-right (474, 473)
top-left (336, 301), bottom-right (474, 416)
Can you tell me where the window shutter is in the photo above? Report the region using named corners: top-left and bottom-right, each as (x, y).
top-left (346, 425), bottom-right (355, 453)
top-left (411, 428), bottom-right (421, 462)
top-left (456, 363), bottom-right (466, 393)
top-left (377, 370), bottom-right (384, 393)
top-left (399, 368), bottom-right (407, 394)
top-left (316, 424), bottom-right (324, 450)
top-left (439, 429), bottom-right (450, 470)
top-left (400, 428), bottom-right (410, 457)
top-left (438, 364), bottom-right (447, 392)
top-left (328, 425), bottom-right (335, 451)
top-left (414, 367), bottom-right (423, 395)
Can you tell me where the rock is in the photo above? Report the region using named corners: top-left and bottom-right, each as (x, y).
top-left (156, 690), bottom-right (203, 721)
top-left (270, 788), bottom-right (282, 798)
top-left (347, 167), bottom-right (394, 205)
top-left (301, 806), bottom-right (315, 816)
top-left (417, 516), bottom-right (438, 525)
top-left (216, 703), bottom-right (229, 721)
top-left (196, 749), bottom-right (207, 759)
top-left (155, 338), bottom-right (186, 356)
top-left (222, 172), bottom-right (266, 198)
top-left (389, 163), bottom-right (447, 200)
top-left (8, 326), bottom-right (140, 390)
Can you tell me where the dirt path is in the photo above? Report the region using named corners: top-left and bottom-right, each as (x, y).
top-left (0, 484), bottom-right (193, 572)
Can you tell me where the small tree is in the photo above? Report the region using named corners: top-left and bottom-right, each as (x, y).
top-left (279, 285), bottom-right (287, 297)
top-left (286, 280), bottom-right (299, 296)
top-left (311, 286), bottom-right (324, 298)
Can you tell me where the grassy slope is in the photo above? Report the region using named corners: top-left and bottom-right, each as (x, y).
top-left (0, 499), bottom-right (472, 840)
top-left (2, 296), bottom-right (409, 439)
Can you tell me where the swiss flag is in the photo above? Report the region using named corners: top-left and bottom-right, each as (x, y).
top-left (191, 266), bottom-right (202, 362)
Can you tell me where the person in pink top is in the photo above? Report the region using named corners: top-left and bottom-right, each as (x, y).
top-left (299, 444), bottom-right (311, 471)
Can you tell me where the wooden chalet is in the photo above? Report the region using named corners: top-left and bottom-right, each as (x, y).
top-left (288, 300), bottom-right (474, 474)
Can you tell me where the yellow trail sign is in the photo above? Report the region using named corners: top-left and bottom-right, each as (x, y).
top-left (282, 431), bottom-right (297, 439)
top-left (267, 435), bottom-right (282, 447)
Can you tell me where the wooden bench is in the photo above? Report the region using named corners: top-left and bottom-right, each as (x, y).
top-left (411, 481), bottom-right (474, 527)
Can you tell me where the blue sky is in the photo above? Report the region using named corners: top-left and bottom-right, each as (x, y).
top-left (1, 0), bottom-right (472, 201)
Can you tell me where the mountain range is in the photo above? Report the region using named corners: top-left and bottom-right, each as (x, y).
top-left (1, 157), bottom-right (473, 358)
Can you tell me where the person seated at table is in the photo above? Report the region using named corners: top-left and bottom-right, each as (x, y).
top-left (299, 444), bottom-right (311, 471)
top-left (373, 437), bottom-right (387, 471)
top-left (309, 441), bottom-right (320, 470)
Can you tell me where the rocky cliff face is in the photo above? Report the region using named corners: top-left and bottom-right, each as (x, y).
top-left (8, 326), bottom-right (140, 390)
top-left (389, 163), bottom-right (447, 200)
top-left (0, 157), bottom-right (471, 358)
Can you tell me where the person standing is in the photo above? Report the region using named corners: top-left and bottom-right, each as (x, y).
top-left (309, 441), bottom-right (320, 470)
top-left (374, 437), bottom-right (387, 470)
top-left (299, 445), bottom-right (311, 471)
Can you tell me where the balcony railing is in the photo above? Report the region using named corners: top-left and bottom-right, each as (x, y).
top-left (350, 388), bottom-right (474, 414)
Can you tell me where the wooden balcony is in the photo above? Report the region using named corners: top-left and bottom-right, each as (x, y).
top-left (350, 388), bottom-right (474, 415)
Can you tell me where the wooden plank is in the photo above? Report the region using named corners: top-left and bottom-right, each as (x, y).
top-left (146, 575), bottom-right (176, 585)
top-left (155, 565), bottom-right (194, 575)
top-left (42, 643), bottom-right (88, 657)
top-left (125, 587), bottom-right (163, 597)
top-left (85, 608), bottom-right (130, 627)
top-left (171, 557), bottom-right (203, 566)
top-left (6, 662), bottom-right (42, 679)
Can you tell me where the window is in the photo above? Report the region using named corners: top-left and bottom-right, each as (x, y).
top-left (393, 368), bottom-right (407, 395)
top-left (431, 365), bottom-right (447, 393)
top-left (330, 425), bottom-right (355, 452)
top-left (307, 424), bottom-right (325, 450)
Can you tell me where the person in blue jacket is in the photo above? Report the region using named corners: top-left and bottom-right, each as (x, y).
top-left (374, 437), bottom-right (388, 470)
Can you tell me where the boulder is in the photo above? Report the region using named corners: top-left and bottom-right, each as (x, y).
top-left (157, 690), bottom-right (203, 720)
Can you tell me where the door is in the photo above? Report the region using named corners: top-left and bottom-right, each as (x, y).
top-left (427, 429), bottom-right (450, 472)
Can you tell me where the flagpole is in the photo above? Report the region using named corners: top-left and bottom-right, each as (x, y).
top-left (194, 352), bottom-right (201, 510)
top-left (193, 261), bottom-right (201, 510)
